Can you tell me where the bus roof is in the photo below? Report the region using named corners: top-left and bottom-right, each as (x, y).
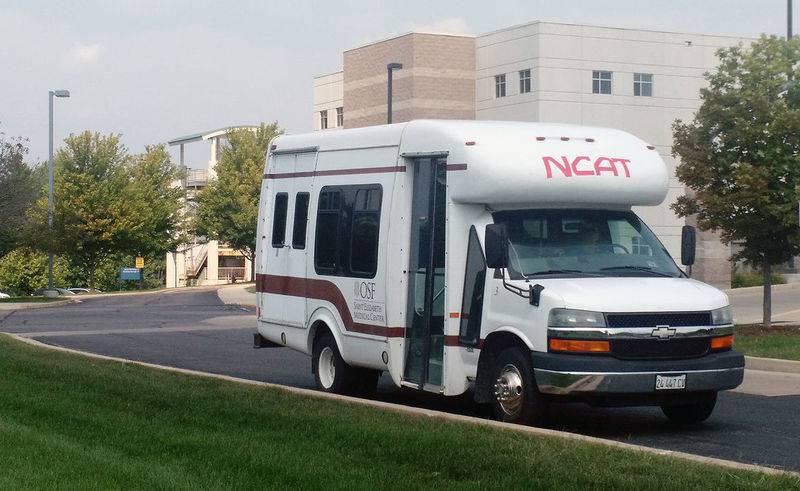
top-left (271, 120), bottom-right (669, 207)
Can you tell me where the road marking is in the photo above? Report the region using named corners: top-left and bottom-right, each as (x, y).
top-left (11, 323), bottom-right (254, 338)
top-left (3, 332), bottom-right (797, 478)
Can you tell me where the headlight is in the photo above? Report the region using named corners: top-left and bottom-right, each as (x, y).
top-left (548, 308), bottom-right (606, 328)
top-left (711, 305), bottom-right (733, 325)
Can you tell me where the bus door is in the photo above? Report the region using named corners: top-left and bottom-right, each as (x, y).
top-left (403, 157), bottom-right (447, 389)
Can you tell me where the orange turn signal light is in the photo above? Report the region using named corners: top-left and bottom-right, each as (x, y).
top-left (549, 339), bottom-right (610, 354)
top-left (710, 334), bottom-right (734, 351)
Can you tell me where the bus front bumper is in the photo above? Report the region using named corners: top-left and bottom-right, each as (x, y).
top-left (531, 351), bottom-right (744, 396)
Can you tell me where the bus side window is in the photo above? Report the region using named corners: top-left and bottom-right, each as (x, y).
top-left (314, 188), bottom-right (341, 273)
top-left (292, 193), bottom-right (310, 249)
top-left (348, 187), bottom-right (382, 277)
top-left (458, 226), bottom-right (486, 346)
top-left (271, 193), bottom-right (288, 248)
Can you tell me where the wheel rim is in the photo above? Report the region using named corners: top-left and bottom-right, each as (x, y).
top-left (318, 347), bottom-right (336, 389)
top-left (494, 364), bottom-right (524, 416)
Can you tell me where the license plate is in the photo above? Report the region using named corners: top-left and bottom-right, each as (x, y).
top-left (655, 374), bottom-right (686, 390)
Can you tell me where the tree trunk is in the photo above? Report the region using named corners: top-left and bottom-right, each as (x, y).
top-left (249, 252), bottom-right (256, 283)
top-left (89, 267), bottom-right (96, 291)
top-left (762, 263), bottom-right (772, 329)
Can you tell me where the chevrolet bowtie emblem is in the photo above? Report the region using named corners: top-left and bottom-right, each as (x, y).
top-left (651, 325), bottom-right (676, 340)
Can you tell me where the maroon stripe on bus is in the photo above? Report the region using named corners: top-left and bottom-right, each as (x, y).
top-left (445, 163), bottom-right (468, 171)
top-left (256, 273), bottom-right (405, 338)
top-left (264, 166), bottom-right (406, 180)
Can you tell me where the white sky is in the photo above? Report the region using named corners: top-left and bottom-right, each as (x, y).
top-left (0, 0), bottom-right (794, 167)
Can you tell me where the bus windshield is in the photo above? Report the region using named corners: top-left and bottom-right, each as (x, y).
top-left (492, 209), bottom-right (683, 279)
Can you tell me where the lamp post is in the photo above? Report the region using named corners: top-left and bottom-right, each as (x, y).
top-left (790, 0), bottom-right (794, 38)
top-left (387, 62), bottom-right (403, 124)
top-left (47, 89), bottom-right (70, 294)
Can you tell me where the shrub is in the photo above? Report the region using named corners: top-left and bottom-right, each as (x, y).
top-left (0, 248), bottom-right (70, 295)
top-left (731, 271), bottom-right (786, 288)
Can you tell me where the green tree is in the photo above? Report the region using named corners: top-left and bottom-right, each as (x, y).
top-left (672, 35), bottom-right (800, 328)
top-left (28, 132), bottom-right (131, 290)
top-left (0, 248), bottom-right (70, 295)
top-left (119, 144), bottom-right (187, 267)
top-left (0, 129), bottom-right (45, 257)
top-left (195, 123), bottom-right (282, 276)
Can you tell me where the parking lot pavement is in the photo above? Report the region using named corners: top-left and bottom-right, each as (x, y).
top-left (728, 283), bottom-right (800, 324)
top-left (1, 287), bottom-right (799, 472)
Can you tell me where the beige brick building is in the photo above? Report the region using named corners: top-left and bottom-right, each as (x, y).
top-left (312, 22), bottom-right (759, 288)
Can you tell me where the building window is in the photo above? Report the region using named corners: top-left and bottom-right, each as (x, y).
top-left (292, 193), bottom-right (310, 249)
top-left (336, 107), bottom-right (343, 127)
top-left (634, 73), bottom-right (653, 97)
top-left (519, 69), bottom-right (531, 94)
top-left (271, 193), bottom-right (288, 248)
top-left (631, 236), bottom-right (653, 256)
top-left (494, 74), bottom-right (506, 98)
top-left (314, 184), bottom-right (383, 278)
top-left (320, 110), bottom-right (328, 130)
top-left (592, 70), bottom-right (612, 94)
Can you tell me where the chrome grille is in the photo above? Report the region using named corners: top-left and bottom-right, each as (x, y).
top-left (606, 312), bottom-right (711, 328)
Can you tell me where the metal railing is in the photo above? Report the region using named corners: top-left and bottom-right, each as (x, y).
top-left (184, 169), bottom-right (208, 188)
top-left (218, 267), bottom-right (246, 281)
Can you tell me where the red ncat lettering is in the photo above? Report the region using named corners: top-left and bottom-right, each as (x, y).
top-left (543, 156), bottom-right (631, 179)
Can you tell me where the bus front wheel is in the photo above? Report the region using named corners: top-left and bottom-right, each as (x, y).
top-left (491, 347), bottom-right (548, 426)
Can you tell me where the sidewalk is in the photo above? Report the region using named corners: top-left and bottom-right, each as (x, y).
top-left (217, 283), bottom-right (256, 307)
top-left (726, 283), bottom-right (800, 324)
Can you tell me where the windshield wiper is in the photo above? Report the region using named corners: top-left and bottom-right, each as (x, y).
top-left (599, 266), bottom-right (675, 277)
top-left (525, 269), bottom-right (596, 277)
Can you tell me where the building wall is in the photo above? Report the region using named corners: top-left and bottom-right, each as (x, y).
top-left (475, 22), bottom-right (753, 288)
top-left (312, 22), bottom-right (756, 288)
top-left (313, 71), bottom-right (344, 131)
top-left (342, 33), bottom-right (475, 128)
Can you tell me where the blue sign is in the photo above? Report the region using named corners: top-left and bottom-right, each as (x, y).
top-left (119, 267), bottom-right (141, 281)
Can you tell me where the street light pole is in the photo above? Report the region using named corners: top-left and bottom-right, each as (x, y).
top-left (47, 89), bottom-right (70, 293)
top-left (387, 62), bottom-right (403, 124)
top-left (790, 0), bottom-right (794, 38)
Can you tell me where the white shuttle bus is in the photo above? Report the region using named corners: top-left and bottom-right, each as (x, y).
top-left (254, 120), bottom-right (743, 425)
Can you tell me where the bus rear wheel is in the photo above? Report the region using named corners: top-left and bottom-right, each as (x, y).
top-left (312, 331), bottom-right (377, 396)
top-left (491, 347), bottom-right (548, 426)
top-left (313, 332), bottom-right (355, 394)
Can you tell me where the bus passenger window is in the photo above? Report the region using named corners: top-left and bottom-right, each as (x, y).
top-left (349, 188), bottom-right (382, 276)
top-left (292, 193), bottom-right (310, 249)
top-left (271, 193), bottom-right (288, 248)
top-left (314, 189), bottom-right (341, 273)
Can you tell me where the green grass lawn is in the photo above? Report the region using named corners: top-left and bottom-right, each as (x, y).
top-left (735, 325), bottom-right (800, 361)
top-left (0, 336), bottom-right (796, 489)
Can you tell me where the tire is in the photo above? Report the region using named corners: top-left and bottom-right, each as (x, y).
top-left (661, 393), bottom-right (717, 425)
top-left (312, 331), bottom-right (359, 395)
top-left (491, 347), bottom-right (548, 425)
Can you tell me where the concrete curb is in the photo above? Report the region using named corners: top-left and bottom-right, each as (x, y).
top-left (725, 283), bottom-right (800, 295)
top-left (746, 356), bottom-right (800, 374)
top-left (0, 299), bottom-right (74, 311)
top-left (4, 333), bottom-right (797, 478)
top-left (75, 285), bottom-right (217, 300)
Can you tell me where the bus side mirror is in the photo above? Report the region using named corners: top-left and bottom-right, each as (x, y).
top-left (681, 225), bottom-right (696, 266)
top-left (485, 224), bottom-right (508, 269)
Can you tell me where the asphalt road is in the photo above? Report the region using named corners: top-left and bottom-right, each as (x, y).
top-left (1, 288), bottom-right (799, 472)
